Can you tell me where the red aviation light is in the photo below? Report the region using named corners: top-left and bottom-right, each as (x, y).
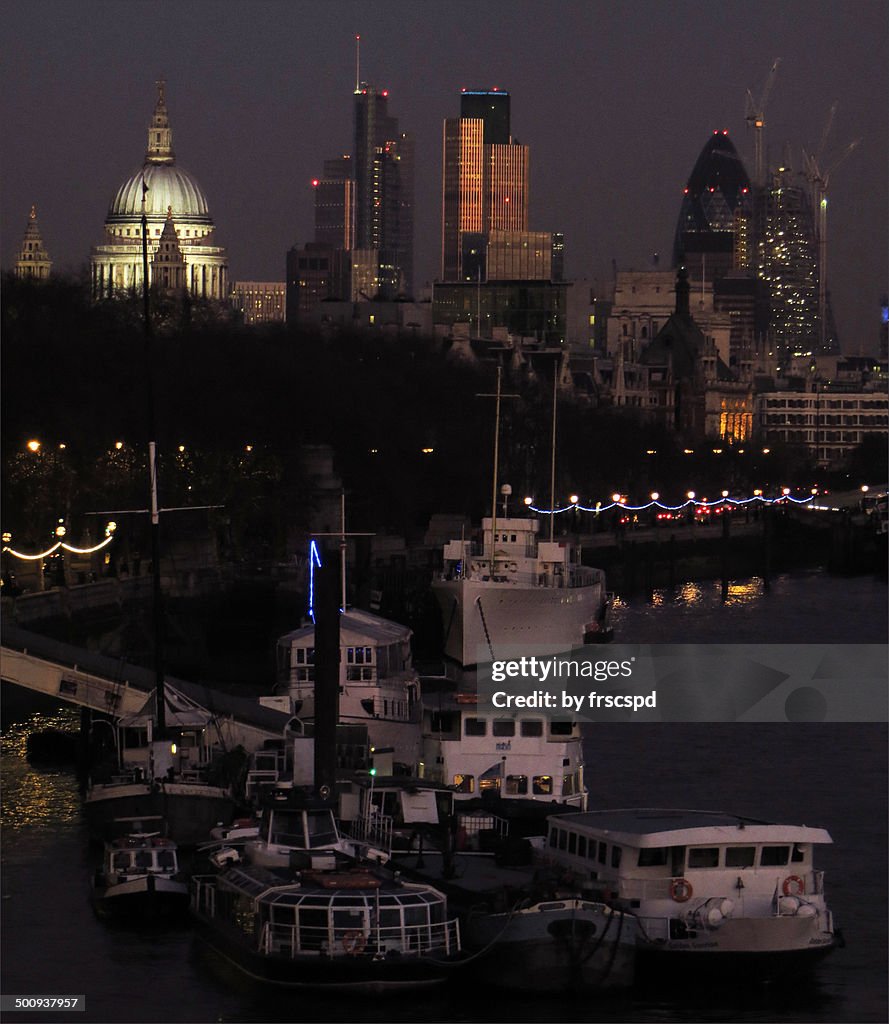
top-left (683, 188), bottom-right (689, 194)
top-left (382, 90), bottom-right (388, 97)
top-left (311, 179), bottom-right (319, 187)
top-left (722, 129), bottom-right (728, 135)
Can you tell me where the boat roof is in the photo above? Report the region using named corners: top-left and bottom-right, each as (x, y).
top-left (551, 808), bottom-right (833, 847)
top-left (278, 608), bottom-right (412, 647)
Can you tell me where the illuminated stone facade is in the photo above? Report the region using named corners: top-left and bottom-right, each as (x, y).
top-left (15, 205), bottom-right (52, 280)
top-left (90, 82), bottom-right (227, 300)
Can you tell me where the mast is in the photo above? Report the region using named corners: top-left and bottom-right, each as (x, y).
top-left (478, 366), bottom-right (518, 573)
top-left (490, 364), bottom-right (502, 560)
top-left (141, 174), bottom-right (165, 736)
top-left (549, 364), bottom-right (557, 542)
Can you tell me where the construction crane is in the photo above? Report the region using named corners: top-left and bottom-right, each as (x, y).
top-left (745, 58), bottom-right (781, 188)
top-left (803, 104), bottom-right (862, 350)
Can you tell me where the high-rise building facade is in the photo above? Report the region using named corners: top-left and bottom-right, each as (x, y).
top-left (757, 165), bottom-right (834, 361)
top-left (441, 89), bottom-right (529, 283)
top-left (352, 85), bottom-right (413, 297)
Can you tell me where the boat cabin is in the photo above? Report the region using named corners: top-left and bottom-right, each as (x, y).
top-left (544, 809), bottom-right (833, 907)
top-left (441, 516), bottom-right (591, 587)
top-left (104, 834), bottom-right (179, 880)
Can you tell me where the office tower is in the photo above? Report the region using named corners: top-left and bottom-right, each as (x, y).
top-left (352, 85), bottom-right (413, 297)
top-left (441, 89), bottom-right (529, 282)
top-left (757, 165), bottom-right (824, 361)
top-left (673, 130), bottom-right (753, 285)
top-left (460, 88), bottom-right (510, 144)
top-left (313, 156), bottom-right (353, 251)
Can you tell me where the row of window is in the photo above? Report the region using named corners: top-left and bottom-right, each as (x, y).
top-left (462, 718), bottom-right (574, 738)
top-left (454, 772), bottom-right (554, 795)
top-left (547, 828), bottom-right (807, 871)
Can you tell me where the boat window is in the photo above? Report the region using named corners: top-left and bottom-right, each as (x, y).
top-left (135, 850), bottom-right (153, 869)
top-left (562, 773), bottom-right (575, 796)
top-left (637, 847), bottom-right (669, 867)
top-left (347, 647), bottom-right (374, 665)
top-left (549, 828), bottom-right (560, 849)
top-left (557, 830), bottom-right (568, 851)
top-left (464, 718), bottom-right (486, 737)
top-left (549, 721), bottom-right (573, 736)
top-left (687, 847), bottom-right (720, 869)
top-left (792, 844), bottom-right (806, 863)
top-left (113, 851), bottom-right (130, 870)
top-left (568, 832), bottom-right (577, 854)
top-left (532, 775), bottom-right (553, 796)
top-left (505, 774), bottom-right (527, 795)
top-left (307, 811), bottom-right (338, 848)
top-left (611, 846), bottom-right (622, 869)
top-left (157, 850), bottom-right (176, 869)
top-left (725, 846), bottom-right (756, 868)
top-left (520, 720), bottom-right (543, 737)
top-left (598, 841), bottom-right (607, 864)
top-left (492, 720), bottom-right (515, 737)
top-left (295, 647), bottom-right (315, 665)
top-left (577, 835), bottom-right (587, 858)
top-left (760, 846), bottom-right (790, 866)
top-left (453, 774), bottom-right (474, 793)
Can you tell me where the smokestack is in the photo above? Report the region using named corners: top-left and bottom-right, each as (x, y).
top-left (313, 550), bottom-right (341, 798)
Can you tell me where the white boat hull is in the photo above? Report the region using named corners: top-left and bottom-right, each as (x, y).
top-left (432, 577), bottom-right (609, 668)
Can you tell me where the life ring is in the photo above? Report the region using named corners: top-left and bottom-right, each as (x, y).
top-left (671, 877), bottom-right (693, 902)
top-left (341, 930), bottom-right (366, 955)
top-left (782, 875), bottom-right (805, 896)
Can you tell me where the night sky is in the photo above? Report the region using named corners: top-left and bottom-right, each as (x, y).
top-left (3, 0), bottom-right (886, 353)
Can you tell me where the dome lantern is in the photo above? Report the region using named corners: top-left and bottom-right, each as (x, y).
top-left (146, 79), bottom-right (175, 165)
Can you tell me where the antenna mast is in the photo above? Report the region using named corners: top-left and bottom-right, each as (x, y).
top-left (355, 34), bottom-right (361, 92)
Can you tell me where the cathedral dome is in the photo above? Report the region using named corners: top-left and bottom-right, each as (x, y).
top-left (107, 163), bottom-right (211, 224)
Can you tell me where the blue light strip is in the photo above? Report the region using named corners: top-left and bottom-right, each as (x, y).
top-left (307, 539), bottom-right (322, 621)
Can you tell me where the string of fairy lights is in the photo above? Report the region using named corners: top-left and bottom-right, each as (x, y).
top-left (4, 485), bottom-right (876, 566)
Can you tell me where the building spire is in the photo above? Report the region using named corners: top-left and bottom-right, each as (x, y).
top-left (145, 79), bottom-right (175, 165)
top-left (15, 204), bottom-right (52, 280)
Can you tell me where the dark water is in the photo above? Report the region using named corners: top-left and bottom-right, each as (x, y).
top-left (2, 570), bottom-right (887, 1023)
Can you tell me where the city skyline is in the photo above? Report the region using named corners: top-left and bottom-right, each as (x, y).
top-left (2, 0), bottom-right (886, 353)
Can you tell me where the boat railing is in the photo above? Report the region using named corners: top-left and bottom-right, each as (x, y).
top-left (263, 918), bottom-right (461, 959)
top-left (348, 810), bottom-right (395, 854)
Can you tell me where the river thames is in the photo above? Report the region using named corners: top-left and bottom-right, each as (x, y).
top-left (2, 569), bottom-right (886, 1023)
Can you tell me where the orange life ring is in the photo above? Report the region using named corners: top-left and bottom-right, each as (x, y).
top-left (341, 929), bottom-right (366, 955)
top-left (671, 877), bottom-right (693, 902)
top-left (782, 875), bottom-right (805, 896)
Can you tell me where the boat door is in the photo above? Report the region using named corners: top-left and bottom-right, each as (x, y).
top-left (332, 904), bottom-right (370, 955)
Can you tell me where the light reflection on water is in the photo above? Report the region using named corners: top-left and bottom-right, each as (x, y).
top-left (1, 708), bottom-right (82, 831)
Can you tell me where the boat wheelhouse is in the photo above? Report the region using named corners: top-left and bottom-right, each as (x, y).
top-left (91, 819), bottom-right (189, 921)
top-left (265, 609), bottom-right (422, 774)
top-left (542, 808), bottom-right (840, 977)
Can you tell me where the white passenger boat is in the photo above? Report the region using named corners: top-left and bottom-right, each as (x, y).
top-left (430, 366), bottom-right (611, 671)
top-left (542, 808), bottom-right (842, 979)
top-left (190, 790), bottom-right (464, 991)
top-left (418, 681), bottom-right (588, 809)
top-left (91, 819), bottom-right (189, 922)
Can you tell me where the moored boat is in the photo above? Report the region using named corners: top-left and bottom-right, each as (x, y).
top-left (542, 807), bottom-right (842, 981)
top-left (189, 789), bottom-right (464, 992)
top-left (344, 777), bottom-right (638, 993)
top-left (432, 515), bottom-right (611, 670)
top-left (90, 818), bottom-right (189, 922)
